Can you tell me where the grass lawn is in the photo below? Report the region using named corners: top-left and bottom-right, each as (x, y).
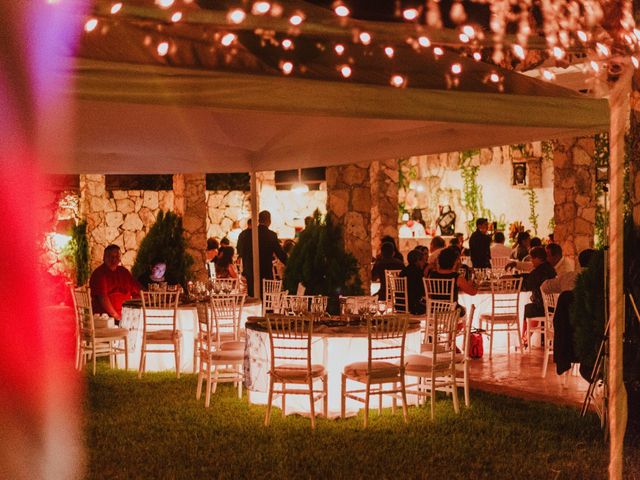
top-left (84, 365), bottom-right (639, 479)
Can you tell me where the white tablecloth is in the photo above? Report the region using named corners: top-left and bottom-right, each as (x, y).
top-left (117, 300), bottom-right (262, 373)
top-left (245, 325), bottom-right (421, 418)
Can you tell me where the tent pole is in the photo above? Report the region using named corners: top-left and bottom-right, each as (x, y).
top-left (607, 59), bottom-right (631, 480)
top-left (250, 170), bottom-right (261, 300)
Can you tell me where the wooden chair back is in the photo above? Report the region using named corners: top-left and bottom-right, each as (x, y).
top-left (430, 308), bottom-right (459, 367)
top-left (489, 277), bottom-right (523, 316)
top-left (210, 293), bottom-right (246, 343)
top-left (424, 277), bottom-right (456, 302)
top-left (72, 286), bottom-right (94, 337)
top-left (384, 269), bottom-right (402, 306)
top-left (366, 315), bottom-right (408, 372)
top-left (266, 315), bottom-right (313, 375)
top-left (390, 276), bottom-right (409, 313)
top-left (490, 256), bottom-right (510, 270)
top-left (262, 279), bottom-right (283, 315)
top-left (141, 290), bottom-right (180, 335)
top-left (542, 292), bottom-right (559, 334)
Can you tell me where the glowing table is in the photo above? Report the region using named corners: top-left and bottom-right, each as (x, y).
top-left (244, 318), bottom-right (422, 418)
top-left (117, 299), bottom-right (261, 373)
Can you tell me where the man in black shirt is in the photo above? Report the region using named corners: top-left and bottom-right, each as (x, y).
top-left (371, 242), bottom-right (404, 300)
top-left (521, 246), bottom-right (556, 345)
top-left (399, 249), bottom-right (426, 315)
top-left (237, 211), bottom-right (287, 297)
top-left (469, 217), bottom-right (491, 268)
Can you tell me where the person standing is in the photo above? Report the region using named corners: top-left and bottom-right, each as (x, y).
top-left (89, 244), bottom-right (141, 323)
top-left (469, 218), bottom-right (491, 268)
top-left (237, 211), bottom-right (287, 297)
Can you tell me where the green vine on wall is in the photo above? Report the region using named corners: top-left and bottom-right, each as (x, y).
top-left (397, 157), bottom-right (416, 218)
top-left (594, 133), bottom-right (609, 248)
top-left (525, 188), bottom-right (539, 235)
top-left (459, 149), bottom-right (481, 231)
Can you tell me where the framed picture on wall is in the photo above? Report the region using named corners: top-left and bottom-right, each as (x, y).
top-left (512, 161), bottom-right (527, 187)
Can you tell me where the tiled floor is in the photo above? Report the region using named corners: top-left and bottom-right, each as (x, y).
top-left (467, 349), bottom-right (590, 408)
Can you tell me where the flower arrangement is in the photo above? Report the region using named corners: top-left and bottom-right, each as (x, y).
top-left (508, 221), bottom-right (525, 246)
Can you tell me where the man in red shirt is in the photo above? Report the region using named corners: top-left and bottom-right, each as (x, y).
top-left (89, 244), bottom-right (141, 323)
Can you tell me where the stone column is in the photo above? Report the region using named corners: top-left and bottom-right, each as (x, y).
top-left (370, 159), bottom-right (399, 257)
top-left (552, 138), bottom-right (596, 262)
top-left (326, 162), bottom-right (372, 290)
top-left (80, 174), bottom-right (107, 271)
top-left (630, 85), bottom-right (640, 227)
top-left (174, 174), bottom-right (208, 282)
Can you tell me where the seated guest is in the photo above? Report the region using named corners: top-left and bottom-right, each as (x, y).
top-left (215, 246), bottom-right (238, 279)
top-left (426, 236), bottom-right (446, 272)
top-left (89, 244), bottom-right (141, 323)
top-left (220, 237), bottom-right (231, 248)
top-left (206, 237), bottom-right (219, 278)
top-left (490, 231), bottom-right (512, 258)
top-left (371, 242), bottom-right (405, 300)
top-left (511, 231), bottom-right (531, 260)
top-left (137, 261), bottom-right (167, 289)
top-left (400, 249), bottom-right (427, 315)
top-left (469, 218), bottom-right (491, 268)
top-left (545, 242), bottom-right (574, 276)
top-left (521, 237), bottom-right (542, 262)
top-left (427, 247), bottom-right (477, 315)
top-left (379, 235), bottom-right (404, 264)
top-left (541, 248), bottom-right (596, 294)
top-left (521, 246), bottom-right (556, 343)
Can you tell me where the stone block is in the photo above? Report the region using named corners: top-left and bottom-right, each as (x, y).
top-left (142, 191), bottom-right (159, 210)
top-left (134, 197), bottom-right (143, 212)
top-left (327, 189), bottom-right (349, 218)
top-left (115, 198), bottom-right (135, 214)
top-left (574, 218), bottom-right (593, 236)
top-left (105, 226), bottom-right (119, 243)
top-left (183, 215), bottom-right (204, 233)
top-left (136, 230), bottom-right (146, 244)
top-left (344, 212), bottom-right (368, 241)
top-left (226, 191), bottom-right (245, 208)
top-left (122, 213), bottom-right (143, 231)
top-left (139, 207), bottom-right (156, 226)
top-left (573, 146), bottom-right (593, 166)
top-left (104, 198), bottom-right (116, 213)
top-left (105, 211), bottom-right (124, 228)
top-left (552, 150), bottom-right (570, 168)
top-left (90, 197), bottom-right (104, 212)
top-left (112, 233), bottom-right (124, 250)
top-left (123, 231), bottom-right (137, 250)
top-left (121, 250), bottom-right (136, 268)
top-left (582, 207), bottom-right (596, 224)
top-left (112, 190), bottom-right (128, 200)
top-left (351, 187), bottom-right (371, 213)
top-left (210, 208), bottom-right (225, 225)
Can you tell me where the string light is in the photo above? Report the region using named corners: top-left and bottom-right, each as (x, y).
top-left (542, 69), bottom-right (556, 80)
top-left (110, 3), bottom-right (122, 14)
top-left (390, 74), bottom-right (406, 88)
top-left (280, 61), bottom-right (293, 75)
top-left (334, 3), bottom-right (350, 17)
top-left (221, 33), bottom-right (236, 46)
top-left (334, 44), bottom-right (345, 55)
top-left (289, 13), bottom-right (305, 26)
top-left (340, 65), bottom-right (352, 78)
top-left (451, 63), bottom-right (462, 74)
top-left (418, 36), bottom-right (431, 48)
top-left (459, 33), bottom-right (470, 43)
top-left (632, 57), bottom-right (639, 69)
top-left (281, 38), bottom-right (293, 50)
top-left (552, 46), bottom-right (565, 60)
top-left (227, 9), bottom-right (246, 24)
top-left (472, 52), bottom-right (482, 61)
top-left (590, 60), bottom-right (600, 72)
top-left (157, 42), bottom-right (169, 56)
top-left (402, 8), bottom-right (419, 21)
top-left (576, 30), bottom-right (588, 42)
top-left (384, 46), bottom-right (394, 58)
top-left (596, 43), bottom-right (610, 57)
top-left (170, 11), bottom-right (182, 23)
top-left (84, 18), bottom-right (98, 32)
top-left (462, 25), bottom-right (475, 38)
top-left (512, 44), bottom-right (525, 60)
top-left (489, 73), bottom-right (500, 83)
top-left (251, 1), bottom-right (270, 15)
top-left (359, 32), bottom-right (372, 45)
top-left (433, 46), bottom-right (444, 58)
top-left (155, 0), bottom-right (174, 8)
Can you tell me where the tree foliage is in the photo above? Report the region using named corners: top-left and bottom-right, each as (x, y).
top-left (132, 211), bottom-right (194, 288)
top-left (283, 210), bottom-right (362, 309)
top-left (62, 220), bottom-right (90, 286)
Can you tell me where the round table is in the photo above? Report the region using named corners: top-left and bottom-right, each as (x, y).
top-left (116, 298), bottom-right (262, 373)
top-left (244, 318), bottom-right (422, 418)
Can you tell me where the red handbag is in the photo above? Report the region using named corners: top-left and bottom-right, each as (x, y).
top-left (470, 330), bottom-right (484, 359)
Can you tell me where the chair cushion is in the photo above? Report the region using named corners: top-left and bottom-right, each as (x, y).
top-left (208, 349), bottom-right (245, 362)
top-left (145, 329), bottom-right (181, 341)
top-left (420, 345), bottom-right (465, 363)
top-left (479, 313), bottom-right (518, 323)
top-left (343, 361), bottom-right (400, 380)
top-left (273, 363), bottom-right (325, 381)
top-left (220, 340), bottom-right (245, 351)
top-left (94, 327), bottom-right (128, 339)
top-left (405, 354), bottom-right (453, 375)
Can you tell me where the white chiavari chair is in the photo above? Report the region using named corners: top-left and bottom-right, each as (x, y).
top-left (541, 292), bottom-right (560, 377)
top-left (262, 279), bottom-right (283, 315)
top-left (405, 308), bottom-right (460, 420)
top-left (341, 315), bottom-right (409, 427)
top-left (384, 270), bottom-right (402, 308)
top-left (456, 304), bottom-right (475, 407)
top-left (422, 277), bottom-right (457, 348)
top-left (264, 315), bottom-right (328, 429)
top-left (139, 290), bottom-right (181, 379)
top-left (479, 277), bottom-right (524, 358)
top-left (389, 276), bottom-right (409, 314)
top-left (72, 287), bottom-right (129, 375)
top-left (490, 256), bottom-right (510, 271)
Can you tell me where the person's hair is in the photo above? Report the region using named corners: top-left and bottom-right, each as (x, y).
top-left (411, 209), bottom-right (423, 221)
top-left (430, 236), bottom-right (446, 250)
top-left (283, 239), bottom-right (296, 255)
top-left (247, 218), bottom-right (252, 227)
top-left (438, 247), bottom-right (460, 270)
top-left (449, 237), bottom-right (460, 247)
top-left (546, 242), bottom-right (562, 259)
top-left (207, 238), bottom-right (219, 251)
top-left (530, 237), bottom-right (542, 248)
top-left (407, 248), bottom-right (424, 266)
top-left (415, 245), bottom-right (429, 254)
top-left (220, 237), bottom-right (230, 246)
top-left (476, 218), bottom-right (488, 228)
top-left (578, 248), bottom-right (597, 268)
top-left (258, 210), bottom-right (271, 224)
top-left (517, 231), bottom-right (531, 245)
top-left (216, 246), bottom-right (235, 270)
top-left (104, 244), bottom-right (120, 256)
top-left (455, 232), bottom-right (464, 239)
top-left (381, 242), bottom-right (395, 258)
top-left (529, 246), bottom-right (547, 261)
top-left (494, 231), bottom-right (505, 244)
top-left (381, 235), bottom-right (397, 250)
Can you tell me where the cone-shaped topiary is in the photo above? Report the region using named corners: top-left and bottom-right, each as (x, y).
top-left (284, 210), bottom-right (362, 312)
top-left (62, 220), bottom-right (90, 286)
top-left (132, 211), bottom-right (194, 288)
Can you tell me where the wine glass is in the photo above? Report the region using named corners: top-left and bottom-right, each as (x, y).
top-left (378, 301), bottom-right (387, 315)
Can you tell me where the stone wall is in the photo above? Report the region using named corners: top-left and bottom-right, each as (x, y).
top-left (552, 137), bottom-right (596, 261)
top-left (174, 174), bottom-right (207, 282)
top-left (80, 174), bottom-right (174, 270)
top-left (206, 190), bottom-right (251, 241)
top-left (370, 159), bottom-right (399, 257)
top-left (326, 163), bottom-right (371, 289)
